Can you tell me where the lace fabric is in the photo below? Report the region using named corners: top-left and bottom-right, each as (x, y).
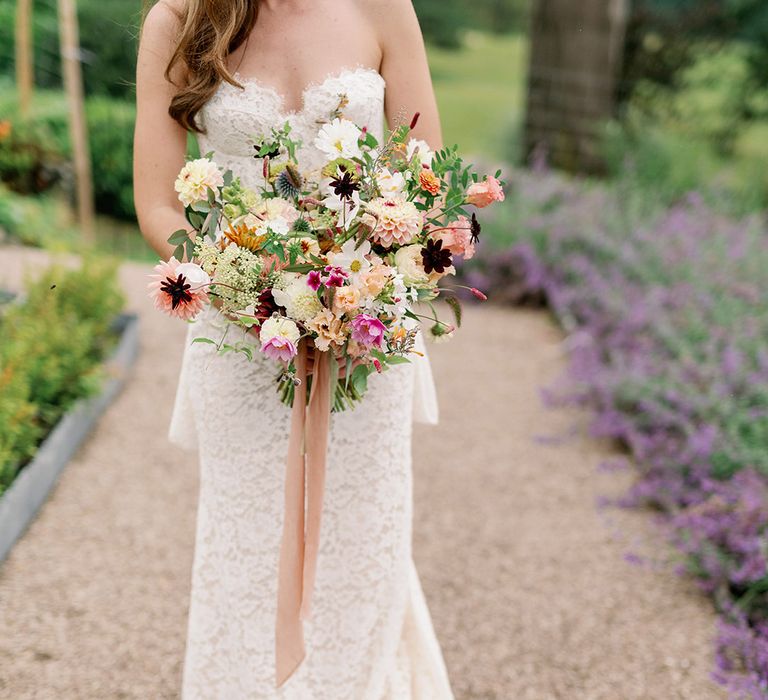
top-left (171, 68), bottom-right (451, 698)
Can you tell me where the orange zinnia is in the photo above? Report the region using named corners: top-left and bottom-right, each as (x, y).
top-left (419, 168), bottom-right (441, 196)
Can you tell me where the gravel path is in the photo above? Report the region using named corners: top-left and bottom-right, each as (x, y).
top-left (0, 245), bottom-right (726, 699)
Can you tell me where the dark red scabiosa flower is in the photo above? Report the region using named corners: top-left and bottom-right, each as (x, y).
top-left (254, 288), bottom-right (279, 322)
top-left (421, 238), bottom-right (453, 274)
top-left (160, 273), bottom-right (193, 310)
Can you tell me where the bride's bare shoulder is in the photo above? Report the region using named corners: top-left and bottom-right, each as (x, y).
top-left (356, 0), bottom-right (421, 40)
top-left (357, 0), bottom-right (416, 20)
top-left (141, 0), bottom-right (185, 40)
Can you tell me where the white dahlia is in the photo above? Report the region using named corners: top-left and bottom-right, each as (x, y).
top-left (271, 275), bottom-right (324, 322)
top-left (174, 158), bottom-right (224, 207)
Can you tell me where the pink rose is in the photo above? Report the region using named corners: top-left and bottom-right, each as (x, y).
top-left (261, 336), bottom-right (298, 362)
top-left (430, 216), bottom-right (475, 260)
top-left (466, 175), bottom-right (505, 208)
top-left (350, 314), bottom-right (386, 349)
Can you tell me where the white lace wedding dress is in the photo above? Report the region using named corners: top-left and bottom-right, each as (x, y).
top-left (167, 66), bottom-right (455, 699)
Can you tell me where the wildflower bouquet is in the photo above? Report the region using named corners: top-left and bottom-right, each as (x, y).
top-left (148, 112), bottom-right (504, 411)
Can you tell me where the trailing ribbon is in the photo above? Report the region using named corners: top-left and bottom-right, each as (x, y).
top-left (275, 339), bottom-right (331, 688)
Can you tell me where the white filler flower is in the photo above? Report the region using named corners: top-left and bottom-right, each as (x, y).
top-left (314, 118), bottom-right (363, 160)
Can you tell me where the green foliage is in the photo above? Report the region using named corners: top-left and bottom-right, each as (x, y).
top-left (622, 0), bottom-right (768, 106)
top-left (413, 0), bottom-right (530, 47)
top-left (0, 110), bottom-right (68, 194)
top-left (606, 42), bottom-right (768, 214)
top-left (0, 90), bottom-right (137, 219)
top-left (412, 0), bottom-right (471, 48)
top-left (0, 0), bottom-right (142, 99)
top-left (0, 256), bottom-right (125, 494)
top-left (86, 97), bottom-right (137, 219)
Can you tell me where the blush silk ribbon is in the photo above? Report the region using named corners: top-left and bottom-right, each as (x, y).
top-left (275, 339), bottom-right (331, 688)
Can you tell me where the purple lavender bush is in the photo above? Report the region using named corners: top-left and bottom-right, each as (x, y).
top-left (457, 167), bottom-right (768, 697)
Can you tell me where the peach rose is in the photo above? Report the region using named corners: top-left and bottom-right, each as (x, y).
top-left (306, 308), bottom-right (348, 352)
top-left (358, 263), bottom-right (390, 298)
top-left (333, 286), bottom-right (362, 315)
top-left (430, 216), bottom-right (475, 260)
top-left (466, 175), bottom-right (505, 208)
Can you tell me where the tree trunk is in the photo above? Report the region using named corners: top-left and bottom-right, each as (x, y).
top-left (58, 0), bottom-right (94, 243)
top-left (523, 0), bottom-right (629, 173)
top-left (15, 0), bottom-right (34, 118)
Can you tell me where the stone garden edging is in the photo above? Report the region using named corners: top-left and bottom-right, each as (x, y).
top-left (0, 312), bottom-right (140, 563)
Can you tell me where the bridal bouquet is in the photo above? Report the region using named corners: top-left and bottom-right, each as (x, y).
top-left (148, 110), bottom-right (504, 410)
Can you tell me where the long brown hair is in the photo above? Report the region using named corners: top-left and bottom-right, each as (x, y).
top-left (144, 0), bottom-right (259, 133)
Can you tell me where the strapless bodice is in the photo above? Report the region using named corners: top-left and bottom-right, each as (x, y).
top-left (195, 66), bottom-right (386, 186)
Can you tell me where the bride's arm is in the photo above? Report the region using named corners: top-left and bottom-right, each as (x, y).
top-left (133, 0), bottom-right (193, 261)
top-left (365, 0), bottom-right (443, 151)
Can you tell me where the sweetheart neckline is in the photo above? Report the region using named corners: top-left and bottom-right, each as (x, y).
top-left (221, 65), bottom-right (386, 118)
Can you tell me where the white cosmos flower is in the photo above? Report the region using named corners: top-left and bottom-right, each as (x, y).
top-left (322, 189), bottom-right (361, 230)
top-left (327, 238), bottom-right (372, 283)
top-left (406, 138), bottom-right (434, 167)
top-left (314, 118), bottom-right (363, 160)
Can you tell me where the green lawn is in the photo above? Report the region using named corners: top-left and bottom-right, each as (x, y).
top-left (427, 31), bottom-right (527, 160)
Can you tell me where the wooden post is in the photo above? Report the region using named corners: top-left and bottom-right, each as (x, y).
top-left (15, 0), bottom-right (34, 119)
top-left (58, 0), bottom-right (94, 243)
top-left (523, 0), bottom-right (629, 173)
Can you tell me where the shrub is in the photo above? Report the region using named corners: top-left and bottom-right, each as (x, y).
top-left (0, 255), bottom-right (125, 494)
top-left (86, 97), bottom-right (137, 219)
top-left (0, 92), bottom-right (136, 219)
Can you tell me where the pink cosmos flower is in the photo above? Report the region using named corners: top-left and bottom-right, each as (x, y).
top-left (466, 175), bottom-right (505, 208)
top-left (261, 336), bottom-right (298, 362)
top-left (307, 270), bottom-right (323, 291)
top-left (350, 314), bottom-right (386, 349)
top-left (147, 256), bottom-right (210, 320)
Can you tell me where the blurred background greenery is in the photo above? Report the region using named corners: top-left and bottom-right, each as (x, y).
top-left (1, 0), bottom-right (768, 257)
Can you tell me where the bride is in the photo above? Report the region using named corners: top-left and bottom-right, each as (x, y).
top-left (133, 0), bottom-right (454, 697)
